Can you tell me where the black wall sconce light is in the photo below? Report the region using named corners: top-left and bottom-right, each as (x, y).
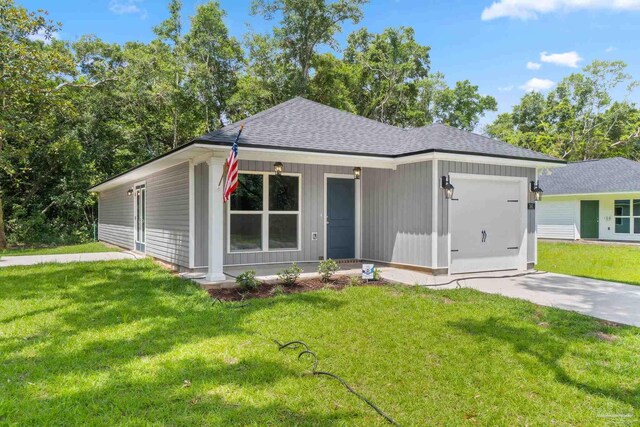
top-left (530, 181), bottom-right (543, 201)
top-left (274, 162), bottom-right (283, 175)
top-left (127, 188), bottom-right (134, 196)
top-left (353, 167), bottom-right (362, 180)
top-left (441, 176), bottom-right (454, 200)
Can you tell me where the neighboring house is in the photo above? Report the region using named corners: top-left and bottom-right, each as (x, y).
top-left (90, 97), bottom-right (563, 280)
top-left (537, 157), bottom-right (640, 242)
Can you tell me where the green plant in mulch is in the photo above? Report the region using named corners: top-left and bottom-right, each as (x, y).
top-left (235, 270), bottom-right (260, 291)
top-left (318, 258), bottom-right (339, 282)
top-left (347, 276), bottom-right (362, 287)
top-left (278, 262), bottom-right (302, 286)
top-left (373, 268), bottom-right (382, 281)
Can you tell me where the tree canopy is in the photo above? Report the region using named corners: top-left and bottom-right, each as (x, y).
top-left (0, 0), bottom-right (636, 247)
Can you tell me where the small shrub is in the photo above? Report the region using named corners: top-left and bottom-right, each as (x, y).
top-left (373, 268), bottom-right (382, 281)
top-left (270, 285), bottom-right (286, 296)
top-left (278, 263), bottom-right (302, 286)
top-left (347, 276), bottom-right (361, 287)
top-left (236, 270), bottom-right (259, 291)
top-left (318, 258), bottom-right (339, 282)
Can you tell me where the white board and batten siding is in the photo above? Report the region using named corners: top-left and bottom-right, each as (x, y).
top-left (536, 200), bottom-right (578, 240)
top-left (361, 162), bottom-right (433, 267)
top-left (98, 162), bottom-right (191, 267)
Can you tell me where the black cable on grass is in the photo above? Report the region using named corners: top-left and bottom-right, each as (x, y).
top-left (419, 270), bottom-right (547, 288)
top-left (275, 340), bottom-right (400, 426)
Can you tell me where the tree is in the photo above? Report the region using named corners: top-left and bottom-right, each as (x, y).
top-left (344, 27), bottom-right (431, 126)
top-left (251, 0), bottom-right (367, 95)
top-left (486, 60), bottom-right (640, 161)
top-left (0, 0), bottom-right (76, 248)
top-left (154, 0), bottom-right (185, 148)
top-left (184, 1), bottom-right (243, 132)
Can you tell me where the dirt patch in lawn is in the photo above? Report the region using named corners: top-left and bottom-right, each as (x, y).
top-left (208, 275), bottom-right (387, 302)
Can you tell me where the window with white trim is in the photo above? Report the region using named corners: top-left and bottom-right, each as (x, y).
top-left (229, 172), bottom-right (300, 252)
top-left (614, 199), bottom-right (640, 234)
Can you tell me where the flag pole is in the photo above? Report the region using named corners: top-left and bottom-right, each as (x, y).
top-left (218, 124), bottom-right (244, 189)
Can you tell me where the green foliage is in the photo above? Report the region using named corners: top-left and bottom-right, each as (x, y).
top-left (486, 60), bottom-right (640, 161)
top-left (278, 262), bottom-right (302, 285)
top-left (270, 284), bottom-right (286, 296)
top-left (318, 258), bottom-right (339, 282)
top-left (347, 275), bottom-right (361, 287)
top-left (373, 268), bottom-right (381, 281)
top-left (235, 270), bottom-right (260, 291)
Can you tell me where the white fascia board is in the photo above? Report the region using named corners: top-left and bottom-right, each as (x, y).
top-left (89, 145), bottom-right (220, 192)
top-left (396, 151), bottom-right (566, 169)
top-left (91, 142), bottom-right (564, 192)
top-left (201, 144), bottom-right (397, 170)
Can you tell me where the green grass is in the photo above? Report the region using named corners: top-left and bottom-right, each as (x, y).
top-left (1, 260), bottom-right (638, 425)
top-left (0, 242), bottom-right (120, 257)
top-left (538, 241), bottom-right (640, 286)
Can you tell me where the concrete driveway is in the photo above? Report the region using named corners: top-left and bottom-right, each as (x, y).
top-left (0, 251), bottom-right (143, 267)
top-left (381, 269), bottom-right (640, 327)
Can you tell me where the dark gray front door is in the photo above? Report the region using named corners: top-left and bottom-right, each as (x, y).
top-left (327, 178), bottom-right (355, 259)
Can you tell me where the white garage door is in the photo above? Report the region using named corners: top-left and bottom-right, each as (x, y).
top-left (449, 175), bottom-right (527, 274)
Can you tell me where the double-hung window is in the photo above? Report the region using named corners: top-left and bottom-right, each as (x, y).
top-left (228, 172), bottom-right (300, 252)
top-left (614, 199), bottom-right (640, 234)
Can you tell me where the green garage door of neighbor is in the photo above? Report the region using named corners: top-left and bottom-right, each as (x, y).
top-left (580, 200), bottom-right (599, 239)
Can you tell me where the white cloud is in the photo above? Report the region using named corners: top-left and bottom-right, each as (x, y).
top-left (605, 46), bottom-right (618, 52)
top-left (526, 61), bottom-right (541, 70)
top-left (109, 0), bottom-right (147, 18)
top-left (540, 51), bottom-right (582, 67)
top-left (498, 85), bottom-right (514, 91)
top-left (481, 0), bottom-right (640, 21)
top-left (520, 77), bottom-right (555, 92)
top-left (27, 29), bottom-right (59, 44)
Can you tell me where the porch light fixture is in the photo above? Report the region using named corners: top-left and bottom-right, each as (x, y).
top-left (353, 167), bottom-right (362, 180)
top-left (530, 181), bottom-right (543, 201)
top-left (274, 162), bottom-right (283, 175)
top-left (441, 176), bottom-right (454, 200)
top-left (127, 188), bottom-right (133, 196)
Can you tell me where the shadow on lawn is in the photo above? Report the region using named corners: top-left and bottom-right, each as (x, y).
top-left (452, 316), bottom-right (639, 410)
top-left (0, 260), bottom-right (353, 425)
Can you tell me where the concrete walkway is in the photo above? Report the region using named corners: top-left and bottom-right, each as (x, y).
top-left (0, 251), bottom-right (143, 267)
top-left (381, 269), bottom-right (640, 327)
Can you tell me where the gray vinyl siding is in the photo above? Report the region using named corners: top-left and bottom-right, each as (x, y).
top-left (437, 160), bottom-right (536, 268)
top-left (98, 183), bottom-right (134, 250)
top-left (361, 162), bottom-right (433, 267)
top-left (144, 162), bottom-right (190, 267)
top-left (195, 160), bottom-right (354, 266)
top-left (194, 162), bottom-right (209, 267)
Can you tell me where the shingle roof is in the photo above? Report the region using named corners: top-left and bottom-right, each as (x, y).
top-left (196, 97), bottom-right (562, 163)
top-left (539, 157), bottom-right (640, 195)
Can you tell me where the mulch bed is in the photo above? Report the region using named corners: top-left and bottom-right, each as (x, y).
top-left (208, 275), bottom-right (388, 302)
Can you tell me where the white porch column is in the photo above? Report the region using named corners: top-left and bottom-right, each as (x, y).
top-left (206, 157), bottom-right (226, 282)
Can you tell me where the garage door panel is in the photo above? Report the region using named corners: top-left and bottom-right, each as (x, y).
top-left (450, 178), bottom-right (525, 274)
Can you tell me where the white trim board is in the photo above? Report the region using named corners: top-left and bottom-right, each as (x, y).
top-left (226, 170), bottom-right (303, 255)
top-left (91, 143), bottom-right (564, 192)
top-left (323, 173), bottom-right (362, 261)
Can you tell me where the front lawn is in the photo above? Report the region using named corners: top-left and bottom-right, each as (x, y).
top-left (0, 242), bottom-right (120, 257)
top-left (538, 241), bottom-right (640, 286)
top-left (1, 260), bottom-right (638, 425)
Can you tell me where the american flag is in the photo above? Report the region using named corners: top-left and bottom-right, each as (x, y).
top-left (223, 125), bottom-right (243, 203)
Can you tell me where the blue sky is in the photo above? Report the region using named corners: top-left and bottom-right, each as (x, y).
top-left (22, 0), bottom-right (640, 126)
